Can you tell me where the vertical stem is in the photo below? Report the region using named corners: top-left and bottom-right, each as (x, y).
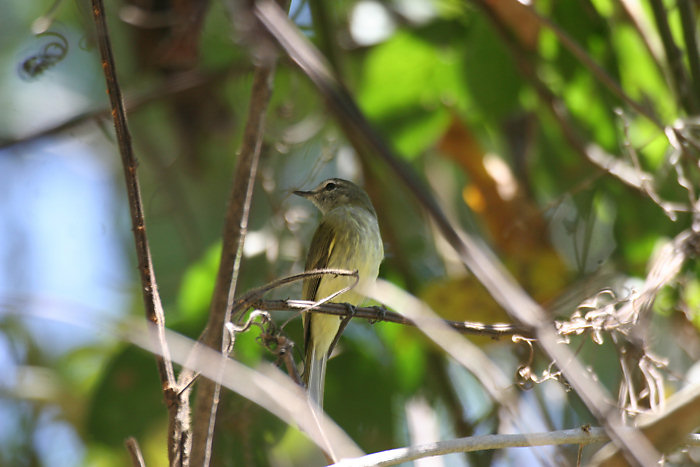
top-left (91, 0), bottom-right (187, 464)
top-left (678, 0), bottom-right (700, 106)
top-left (188, 59), bottom-right (277, 467)
top-left (125, 437), bottom-right (146, 467)
top-left (309, 0), bottom-right (342, 75)
top-left (649, 0), bottom-right (698, 114)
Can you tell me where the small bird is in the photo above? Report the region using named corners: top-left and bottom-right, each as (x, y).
top-left (294, 178), bottom-right (384, 406)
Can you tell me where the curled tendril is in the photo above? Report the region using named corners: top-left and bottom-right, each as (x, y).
top-left (18, 31), bottom-right (69, 81)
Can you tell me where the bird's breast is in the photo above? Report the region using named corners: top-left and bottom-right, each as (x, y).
top-left (317, 206), bottom-right (383, 305)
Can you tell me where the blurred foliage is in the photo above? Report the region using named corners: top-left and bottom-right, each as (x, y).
top-left (3, 0), bottom-right (700, 465)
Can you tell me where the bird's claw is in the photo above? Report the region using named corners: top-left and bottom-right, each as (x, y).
top-left (344, 303), bottom-right (357, 319)
top-left (369, 305), bottom-right (388, 324)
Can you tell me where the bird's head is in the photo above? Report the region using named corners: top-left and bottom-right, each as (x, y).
top-left (294, 178), bottom-right (376, 216)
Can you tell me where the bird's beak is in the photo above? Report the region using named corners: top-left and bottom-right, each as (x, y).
top-left (293, 189), bottom-right (314, 198)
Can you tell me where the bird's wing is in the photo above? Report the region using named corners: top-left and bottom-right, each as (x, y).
top-left (302, 220), bottom-right (337, 349)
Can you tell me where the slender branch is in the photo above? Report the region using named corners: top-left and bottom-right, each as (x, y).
top-left (250, 2), bottom-right (662, 464)
top-left (233, 268), bottom-right (359, 313)
top-left (230, 267), bottom-right (529, 337)
top-left (137, 320), bottom-right (365, 462)
top-left (678, 0), bottom-right (700, 104)
top-left (330, 428), bottom-right (700, 467)
top-left (617, 0), bottom-right (665, 78)
top-left (125, 437), bottom-right (146, 467)
top-left (187, 50), bottom-right (278, 467)
top-left (649, 0), bottom-right (698, 114)
top-left (592, 380), bottom-right (700, 465)
top-left (90, 2), bottom-right (187, 465)
top-left (7, 300), bottom-right (365, 461)
top-left (615, 229), bottom-right (699, 327)
top-left (308, 0), bottom-right (341, 75)
top-left (476, 3), bottom-right (682, 218)
top-left (254, 299), bottom-right (532, 338)
top-left (514, 2), bottom-right (663, 129)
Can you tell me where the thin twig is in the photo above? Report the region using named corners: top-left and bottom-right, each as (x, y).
top-left (254, 299), bottom-right (531, 338)
top-left (250, 2), bottom-right (661, 464)
top-left (649, 0), bottom-right (698, 114)
top-left (330, 428), bottom-right (700, 467)
top-left (616, 229), bottom-right (698, 327)
top-left (125, 437), bottom-right (146, 467)
top-left (5, 300), bottom-right (365, 461)
top-left (591, 381), bottom-right (700, 465)
top-left (678, 0), bottom-right (700, 105)
top-left (308, 0), bottom-right (341, 75)
top-left (128, 318), bottom-right (366, 462)
top-left (233, 268), bottom-right (359, 314)
top-left (475, 3), bottom-right (679, 218)
top-left (187, 46), bottom-right (278, 467)
top-left (616, 0), bottom-right (665, 77)
top-left (90, 1), bottom-right (187, 465)
top-left (514, 2), bottom-right (663, 129)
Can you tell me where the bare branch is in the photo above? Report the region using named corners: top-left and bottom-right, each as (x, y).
top-left (678, 0), bottom-right (700, 105)
top-left (90, 1), bottom-right (187, 464)
top-left (523, 3), bottom-right (662, 128)
top-left (254, 299), bottom-right (531, 338)
top-left (550, 229), bottom-right (700, 427)
top-left (616, 229), bottom-right (699, 327)
top-left (233, 268), bottom-right (359, 314)
top-left (585, 142), bottom-right (687, 219)
top-left (473, 1), bottom-right (681, 218)
top-left (125, 437), bottom-right (146, 467)
top-left (188, 37), bottom-right (279, 467)
top-left (331, 427), bottom-right (700, 467)
top-left (592, 382), bottom-right (700, 466)
top-left (131, 320), bottom-right (366, 462)
top-left (617, 0), bottom-right (665, 77)
top-left (649, 0), bottom-right (699, 114)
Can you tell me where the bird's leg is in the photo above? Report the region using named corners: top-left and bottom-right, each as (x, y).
top-left (327, 303), bottom-right (356, 357)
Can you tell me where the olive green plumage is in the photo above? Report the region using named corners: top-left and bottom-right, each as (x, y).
top-left (294, 178), bottom-right (384, 406)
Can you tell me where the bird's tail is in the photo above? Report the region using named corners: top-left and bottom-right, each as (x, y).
top-left (304, 345), bottom-right (328, 407)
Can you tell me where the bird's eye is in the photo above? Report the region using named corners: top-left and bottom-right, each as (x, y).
top-left (324, 182), bottom-right (337, 191)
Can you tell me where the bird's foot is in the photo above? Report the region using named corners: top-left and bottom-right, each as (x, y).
top-left (343, 303), bottom-right (357, 320)
top-left (369, 305), bottom-right (388, 324)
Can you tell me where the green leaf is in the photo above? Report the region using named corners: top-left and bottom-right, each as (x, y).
top-left (177, 242), bottom-right (222, 321)
top-left (460, 17), bottom-right (523, 122)
top-left (358, 30), bottom-right (468, 159)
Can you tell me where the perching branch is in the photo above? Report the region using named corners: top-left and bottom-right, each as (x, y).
top-left (229, 267), bottom-right (530, 338)
top-left (233, 268), bottom-right (359, 314)
top-left (253, 299), bottom-right (531, 338)
top-left (90, 1), bottom-right (187, 465)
